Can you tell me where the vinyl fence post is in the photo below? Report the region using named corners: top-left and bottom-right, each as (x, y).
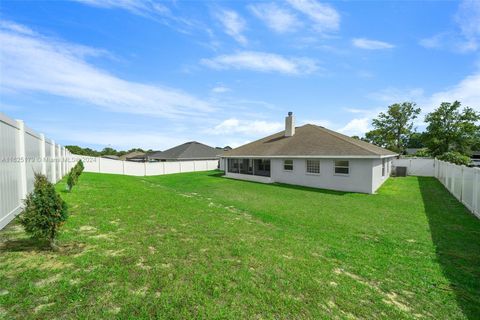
top-left (473, 169), bottom-right (479, 216)
top-left (450, 164), bottom-right (454, 195)
top-left (460, 166), bottom-right (464, 202)
top-left (16, 120), bottom-right (28, 200)
top-left (39, 133), bottom-right (46, 175)
top-left (51, 140), bottom-right (56, 183)
top-left (62, 147), bottom-right (66, 177)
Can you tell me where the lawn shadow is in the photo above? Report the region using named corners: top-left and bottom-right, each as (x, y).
top-left (207, 171), bottom-right (351, 196)
top-left (418, 177), bottom-right (480, 319)
top-left (0, 220), bottom-right (86, 255)
top-left (0, 238), bottom-right (52, 252)
top-left (1, 237), bottom-right (88, 255)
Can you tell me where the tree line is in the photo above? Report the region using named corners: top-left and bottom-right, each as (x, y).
top-left (353, 101), bottom-right (480, 164)
top-left (65, 146), bottom-right (152, 157)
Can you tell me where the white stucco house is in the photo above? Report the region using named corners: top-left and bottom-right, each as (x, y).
top-left (220, 113), bottom-right (397, 194)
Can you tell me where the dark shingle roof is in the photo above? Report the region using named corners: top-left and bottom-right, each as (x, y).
top-left (222, 124), bottom-right (396, 158)
top-left (150, 141), bottom-right (220, 160)
top-left (119, 151), bottom-right (145, 161)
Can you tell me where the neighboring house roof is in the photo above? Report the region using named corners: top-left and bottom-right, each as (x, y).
top-left (222, 124), bottom-right (397, 158)
top-left (149, 141), bottom-right (220, 160)
top-left (102, 155), bottom-right (120, 160)
top-left (119, 151), bottom-right (145, 161)
top-left (405, 148), bottom-right (421, 155)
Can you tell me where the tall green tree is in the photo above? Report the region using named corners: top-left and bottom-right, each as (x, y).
top-left (406, 132), bottom-right (427, 148)
top-left (424, 101), bottom-right (480, 156)
top-left (365, 102), bottom-right (421, 153)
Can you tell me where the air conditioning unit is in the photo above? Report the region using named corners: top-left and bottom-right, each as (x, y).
top-left (395, 166), bottom-right (407, 177)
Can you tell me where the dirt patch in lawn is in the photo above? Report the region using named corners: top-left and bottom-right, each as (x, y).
top-left (334, 268), bottom-right (412, 313)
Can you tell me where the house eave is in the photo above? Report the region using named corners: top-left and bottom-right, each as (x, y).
top-left (221, 154), bottom-right (397, 159)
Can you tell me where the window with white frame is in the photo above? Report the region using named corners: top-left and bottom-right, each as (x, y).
top-left (334, 160), bottom-right (349, 175)
top-left (284, 159), bottom-right (293, 171)
top-left (382, 158), bottom-right (386, 177)
top-left (306, 159), bottom-right (320, 174)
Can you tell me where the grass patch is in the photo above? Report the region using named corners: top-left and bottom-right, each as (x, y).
top-left (0, 171), bottom-right (479, 319)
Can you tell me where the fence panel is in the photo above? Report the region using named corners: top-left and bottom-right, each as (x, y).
top-left (0, 112), bottom-right (75, 230)
top-left (462, 166), bottom-right (475, 212)
top-left (24, 129), bottom-right (42, 193)
top-left (98, 158), bottom-right (123, 174)
top-left (194, 160), bottom-right (207, 171)
top-left (392, 158), bottom-right (435, 176)
top-left (125, 161), bottom-right (146, 176)
top-left (180, 161), bottom-right (194, 172)
top-left (75, 155), bottom-right (219, 177)
top-left (0, 115), bottom-right (22, 229)
top-left (145, 162), bottom-right (164, 176)
top-left (207, 160), bottom-right (219, 170)
top-left (45, 140), bottom-right (53, 182)
top-left (434, 159), bottom-right (479, 219)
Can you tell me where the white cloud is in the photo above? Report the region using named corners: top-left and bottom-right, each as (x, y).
top-left (249, 3), bottom-right (301, 33)
top-left (211, 85), bottom-right (230, 94)
top-left (74, 0), bottom-right (204, 36)
top-left (338, 118), bottom-right (370, 136)
top-left (74, 0), bottom-right (170, 17)
top-left (0, 21), bottom-right (213, 119)
top-left (0, 21), bottom-right (36, 36)
top-left (212, 118), bottom-right (283, 135)
top-left (368, 88), bottom-right (425, 104)
top-left (455, 0), bottom-right (480, 51)
top-left (419, 33), bottom-right (446, 49)
top-left (352, 38), bottom-right (395, 50)
top-left (428, 73), bottom-right (480, 112)
top-left (201, 51), bottom-right (318, 75)
top-left (215, 9), bottom-right (247, 45)
top-left (286, 0), bottom-right (340, 32)
top-left (420, 0), bottom-right (480, 53)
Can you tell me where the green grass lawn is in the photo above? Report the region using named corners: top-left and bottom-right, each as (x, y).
top-left (1, 171), bottom-right (479, 319)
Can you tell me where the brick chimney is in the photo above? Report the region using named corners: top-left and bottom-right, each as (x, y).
top-left (285, 112), bottom-right (295, 137)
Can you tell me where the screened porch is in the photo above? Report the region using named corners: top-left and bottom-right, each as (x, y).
top-left (227, 158), bottom-right (271, 177)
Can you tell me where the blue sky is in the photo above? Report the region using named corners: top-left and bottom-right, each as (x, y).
top-left (1, 0), bottom-right (479, 150)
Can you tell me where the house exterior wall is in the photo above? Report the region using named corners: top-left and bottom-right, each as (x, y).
top-left (271, 158), bottom-right (374, 193)
top-left (371, 157), bottom-right (395, 193)
top-left (221, 157), bottom-right (396, 194)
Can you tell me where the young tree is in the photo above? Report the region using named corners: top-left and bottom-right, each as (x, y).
top-left (19, 174), bottom-right (68, 250)
top-left (365, 102), bottom-right (421, 153)
top-left (424, 101), bottom-right (480, 156)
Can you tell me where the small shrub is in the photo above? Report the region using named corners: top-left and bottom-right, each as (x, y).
top-left (437, 151), bottom-right (472, 166)
top-left (66, 160), bottom-right (84, 192)
top-left (19, 173), bottom-right (68, 250)
top-left (67, 172), bottom-right (75, 192)
top-left (78, 160), bottom-right (84, 173)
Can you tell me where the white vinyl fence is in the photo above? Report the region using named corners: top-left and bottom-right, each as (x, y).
top-left (391, 158), bottom-right (435, 176)
top-left (393, 157), bottom-right (479, 218)
top-left (435, 159), bottom-right (479, 219)
top-left (0, 112), bottom-right (76, 229)
top-left (74, 155), bottom-right (219, 177)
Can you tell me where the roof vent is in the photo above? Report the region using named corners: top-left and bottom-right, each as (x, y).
top-left (285, 112), bottom-right (295, 137)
